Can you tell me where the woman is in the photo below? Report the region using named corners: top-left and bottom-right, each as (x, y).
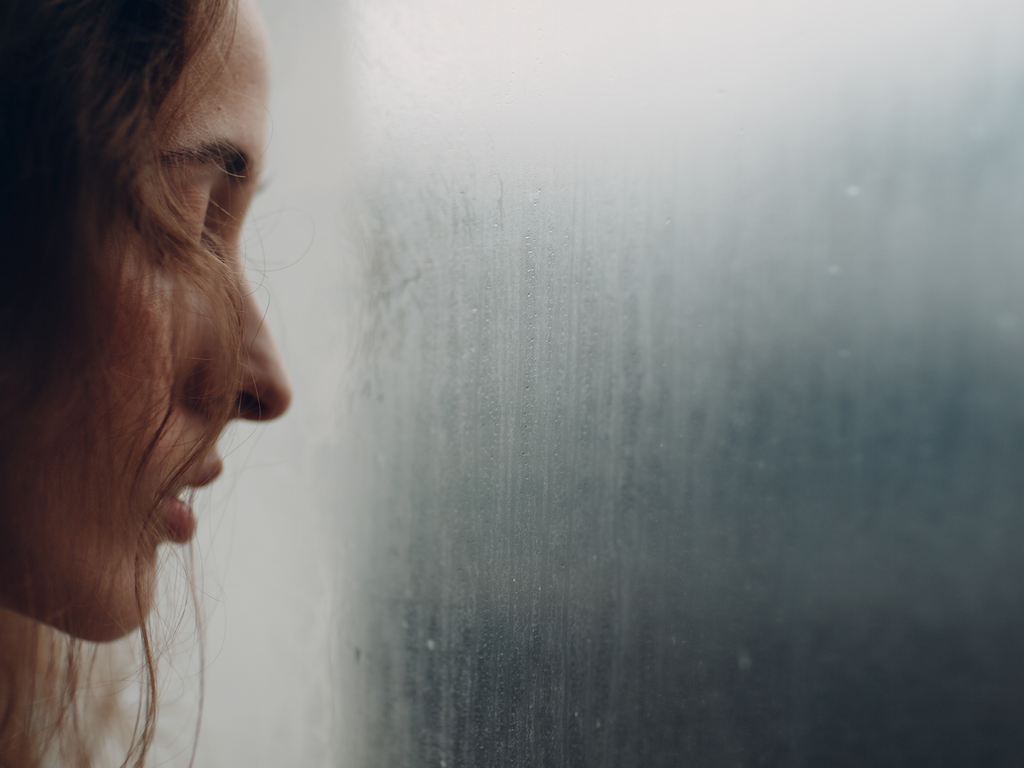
top-left (0, 0), bottom-right (290, 763)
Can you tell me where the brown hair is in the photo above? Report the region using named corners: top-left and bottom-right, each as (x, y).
top-left (0, 0), bottom-right (244, 764)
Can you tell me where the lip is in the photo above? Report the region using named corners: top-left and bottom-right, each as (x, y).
top-left (189, 458), bottom-right (224, 489)
top-left (158, 456), bottom-right (222, 544)
top-left (159, 496), bottom-right (197, 543)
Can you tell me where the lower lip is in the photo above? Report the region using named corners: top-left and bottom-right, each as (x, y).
top-left (161, 497), bottom-right (197, 543)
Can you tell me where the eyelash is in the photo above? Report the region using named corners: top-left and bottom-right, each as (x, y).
top-left (160, 147), bottom-right (249, 180)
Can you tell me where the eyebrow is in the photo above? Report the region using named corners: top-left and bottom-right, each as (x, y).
top-left (161, 139), bottom-right (251, 179)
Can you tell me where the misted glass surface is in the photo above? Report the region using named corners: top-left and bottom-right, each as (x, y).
top-left (320, 1), bottom-right (1024, 765)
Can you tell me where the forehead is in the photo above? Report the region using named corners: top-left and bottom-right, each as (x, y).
top-left (165, 0), bottom-right (270, 171)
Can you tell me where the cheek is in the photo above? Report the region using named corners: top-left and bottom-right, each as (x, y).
top-left (110, 268), bottom-right (232, 482)
top-left (180, 185), bottom-right (213, 241)
top-left (108, 278), bottom-right (176, 430)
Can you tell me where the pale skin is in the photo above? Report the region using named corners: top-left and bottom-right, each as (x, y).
top-left (0, 0), bottom-right (291, 642)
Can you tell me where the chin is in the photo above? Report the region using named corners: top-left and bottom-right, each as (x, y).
top-left (47, 551), bottom-right (158, 643)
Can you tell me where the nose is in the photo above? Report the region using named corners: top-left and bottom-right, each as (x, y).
top-left (235, 282), bottom-right (292, 422)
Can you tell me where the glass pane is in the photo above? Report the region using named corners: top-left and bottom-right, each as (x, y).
top-left (222, 0), bottom-right (1024, 765)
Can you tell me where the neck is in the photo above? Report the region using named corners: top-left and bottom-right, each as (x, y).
top-left (0, 607), bottom-right (45, 766)
top-left (0, 607), bottom-right (134, 767)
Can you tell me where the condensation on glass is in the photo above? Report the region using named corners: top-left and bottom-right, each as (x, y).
top-left (323, 1), bottom-right (1024, 765)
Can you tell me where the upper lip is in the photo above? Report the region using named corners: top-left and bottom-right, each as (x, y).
top-left (186, 457), bottom-right (224, 489)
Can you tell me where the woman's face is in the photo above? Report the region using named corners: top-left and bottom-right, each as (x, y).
top-left (0, 0), bottom-right (291, 641)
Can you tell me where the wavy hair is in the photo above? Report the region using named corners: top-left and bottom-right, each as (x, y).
top-left (0, 0), bottom-right (244, 764)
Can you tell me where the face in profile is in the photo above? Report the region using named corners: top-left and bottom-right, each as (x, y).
top-left (0, 0), bottom-right (291, 642)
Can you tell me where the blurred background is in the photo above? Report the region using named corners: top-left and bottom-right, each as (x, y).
top-left (163, 0), bottom-right (1024, 765)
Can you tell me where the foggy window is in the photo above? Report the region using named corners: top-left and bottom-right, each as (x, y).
top-left (194, 1), bottom-right (1024, 765)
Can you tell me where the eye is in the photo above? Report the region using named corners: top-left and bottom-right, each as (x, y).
top-left (163, 144), bottom-right (253, 245)
top-left (223, 153), bottom-right (248, 180)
